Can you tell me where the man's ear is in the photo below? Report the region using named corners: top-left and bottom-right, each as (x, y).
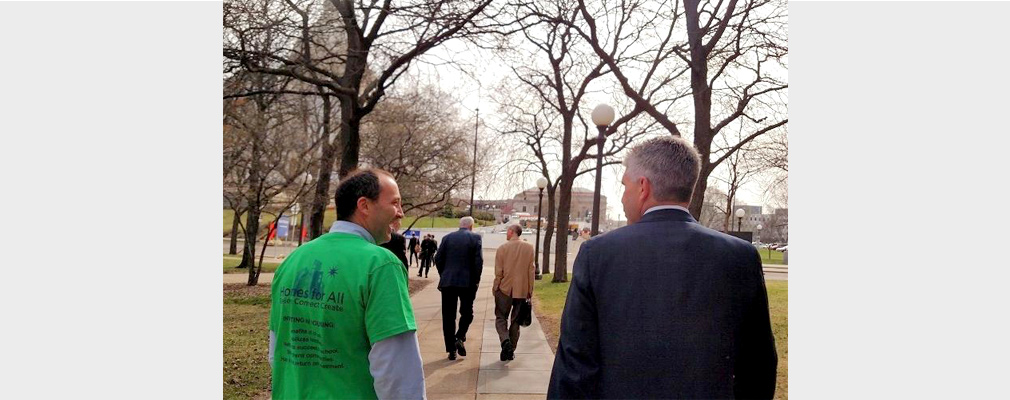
top-left (639, 176), bottom-right (650, 203)
top-left (356, 196), bottom-right (370, 217)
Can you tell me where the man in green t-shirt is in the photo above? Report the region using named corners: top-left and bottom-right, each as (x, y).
top-left (269, 168), bottom-right (425, 400)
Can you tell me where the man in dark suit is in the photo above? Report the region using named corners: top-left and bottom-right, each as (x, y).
top-left (547, 136), bottom-right (777, 399)
top-left (408, 233), bottom-right (420, 267)
top-left (434, 216), bottom-right (483, 360)
top-left (419, 234), bottom-right (437, 278)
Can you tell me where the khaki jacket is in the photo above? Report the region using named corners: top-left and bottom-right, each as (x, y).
top-left (493, 236), bottom-right (536, 299)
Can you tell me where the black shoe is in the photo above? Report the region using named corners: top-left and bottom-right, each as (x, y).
top-left (500, 339), bottom-right (513, 362)
top-left (508, 348), bottom-right (515, 360)
top-left (455, 338), bottom-right (467, 357)
top-left (448, 351), bottom-right (456, 360)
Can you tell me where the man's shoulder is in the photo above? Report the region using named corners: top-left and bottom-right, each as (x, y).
top-left (500, 239), bottom-right (532, 251)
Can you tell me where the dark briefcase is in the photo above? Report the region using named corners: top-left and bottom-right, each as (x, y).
top-left (518, 299), bottom-right (532, 327)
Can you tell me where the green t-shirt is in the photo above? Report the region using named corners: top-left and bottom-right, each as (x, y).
top-left (269, 232), bottom-right (417, 400)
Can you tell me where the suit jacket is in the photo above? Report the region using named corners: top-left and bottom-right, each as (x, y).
top-left (547, 209), bottom-right (777, 399)
top-left (408, 236), bottom-right (419, 254)
top-left (493, 237), bottom-right (535, 299)
top-left (434, 228), bottom-right (483, 289)
top-left (379, 232), bottom-right (409, 269)
top-left (421, 238), bottom-right (437, 258)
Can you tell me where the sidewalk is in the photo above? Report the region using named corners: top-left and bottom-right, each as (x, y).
top-left (412, 249), bottom-right (554, 400)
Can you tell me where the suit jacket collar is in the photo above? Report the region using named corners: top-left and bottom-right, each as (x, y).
top-left (637, 208), bottom-right (697, 224)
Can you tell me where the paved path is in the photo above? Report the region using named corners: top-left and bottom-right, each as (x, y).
top-left (412, 249), bottom-right (554, 400)
top-left (225, 249), bottom-right (556, 399)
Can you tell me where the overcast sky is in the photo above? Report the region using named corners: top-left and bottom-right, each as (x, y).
top-left (407, 20), bottom-right (784, 220)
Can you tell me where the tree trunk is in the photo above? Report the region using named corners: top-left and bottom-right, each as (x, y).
top-left (685, 0), bottom-right (715, 220)
top-left (552, 177), bottom-right (574, 283)
top-left (243, 208), bottom-right (261, 285)
top-left (245, 109), bottom-right (265, 285)
top-left (254, 214), bottom-right (280, 286)
top-left (541, 186), bottom-right (556, 275)
top-left (309, 94), bottom-right (336, 240)
top-left (337, 99), bottom-right (362, 178)
top-left (229, 209), bottom-right (240, 255)
top-left (689, 161), bottom-right (713, 220)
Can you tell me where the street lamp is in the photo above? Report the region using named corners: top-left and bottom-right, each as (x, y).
top-left (735, 208), bottom-right (745, 232)
top-left (591, 103), bottom-right (614, 236)
top-left (469, 108), bottom-right (479, 217)
top-left (535, 176), bottom-right (548, 280)
top-left (756, 223), bottom-right (768, 258)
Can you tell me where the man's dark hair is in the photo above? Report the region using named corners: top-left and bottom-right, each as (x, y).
top-left (334, 169), bottom-right (388, 221)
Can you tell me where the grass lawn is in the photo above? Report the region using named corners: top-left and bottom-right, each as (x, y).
top-left (224, 284), bottom-right (273, 400)
top-left (225, 209), bottom-right (492, 236)
top-left (533, 275), bottom-right (789, 399)
top-left (759, 247), bottom-right (786, 265)
top-left (400, 215), bottom-right (494, 229)
top-left (224, 256), bottom-right (281, 274)
top-left (224, 277), bottom-right (431, 400)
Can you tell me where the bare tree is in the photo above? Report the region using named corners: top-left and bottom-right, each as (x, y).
top-left (492, 88), bottom-right (562, 275)
top-left (699, 185), bottom-right (729, 230)
top-left (224, 0), bottom-right (503, 239)
top-left (224, 71), bottom-right (319, 285)
top-left (359, 83), bottom-right (491, 228)
top-left (571, 0), bottom-right (788, 219)
top-left (714, 146), bottom-right (761, 232)
top-left (501, 0), bottom-right (662, 282)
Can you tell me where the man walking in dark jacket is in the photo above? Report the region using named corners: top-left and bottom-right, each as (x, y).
top-left (408, 233), bottom-right (419, 267)
top-left (547, 136), bottom-right (777, 399)
top-left (379, 220), bottom-right (409, 271)
top-left (419, 234), bottom-right (437, 278)
top-left (434, 216), bottom-right (483, 360)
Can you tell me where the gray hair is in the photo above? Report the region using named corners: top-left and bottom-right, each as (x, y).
top-left (507, 224), bottom-right (522, 236)
top-left (624, 136), bottom-right (701, 202)
top-left (459, 216), bottom-right (475, 228)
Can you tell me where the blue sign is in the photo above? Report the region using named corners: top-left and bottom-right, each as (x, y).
top-left (277, 215), bottom-right (290, 238)
top-left (403, 229), bottom-right (421, 238)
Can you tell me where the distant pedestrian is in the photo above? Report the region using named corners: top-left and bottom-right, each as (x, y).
top-left (548, 136), bottom-right (777, 399)
top-left (419, 234), bottom-right (437, 278)
top-left (434, 216), bottom-right (483, 360)
top-left (492, 224), bottom-right (535, 361)
top-left (408, 233), bottom-right (420, 267)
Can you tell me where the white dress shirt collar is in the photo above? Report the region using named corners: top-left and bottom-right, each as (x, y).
top-left (643, 204), bottom-right (691, 216)
top-left (328, 220), bottom-right (376, 244)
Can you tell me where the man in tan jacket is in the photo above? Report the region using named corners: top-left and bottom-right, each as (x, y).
top-left (493, 224), bottom-right (536, 361)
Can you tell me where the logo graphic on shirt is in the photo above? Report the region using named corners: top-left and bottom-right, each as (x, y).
top-left (292, 260), bottom-right (325, 298)
top-left (280, 259), bottom-right (346, 312)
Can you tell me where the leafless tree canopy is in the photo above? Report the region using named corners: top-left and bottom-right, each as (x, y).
top-left (360, 83), bottom-right (493, 226)
top-left (224, 71), bottom-right (318, 285)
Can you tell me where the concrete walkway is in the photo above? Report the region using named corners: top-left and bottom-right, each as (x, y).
top-left (227, 250), bottom-right (556, 399)
top-left (411, 249), bottom-right (555, 400)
